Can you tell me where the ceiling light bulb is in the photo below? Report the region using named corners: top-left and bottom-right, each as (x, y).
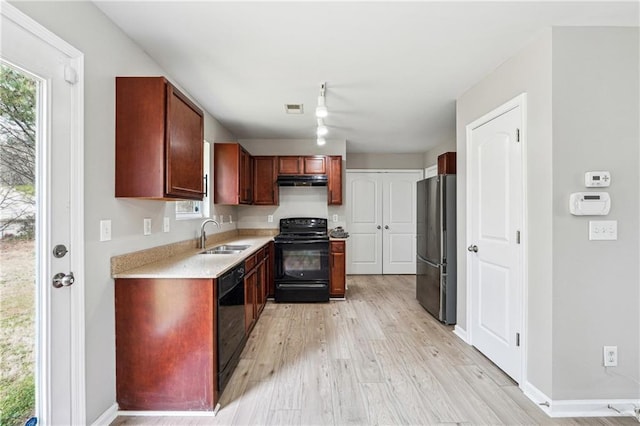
top-left (316, 119), bottom-right (328, 136)
top-left (317, 137), bottom-right (326, 146)
top-left (316, 96), bottom-right (328, 118)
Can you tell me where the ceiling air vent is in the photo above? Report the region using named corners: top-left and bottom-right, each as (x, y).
top-left (285, 103), bottom-right (304, 114)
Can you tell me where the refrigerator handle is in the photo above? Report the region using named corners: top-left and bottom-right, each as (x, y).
top-left (440, 178), bottom-right (445, 261)
top-left (417, 254), bottom-right (441, 269)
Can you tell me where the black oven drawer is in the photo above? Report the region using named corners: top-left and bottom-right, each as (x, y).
top-left (275, 280), bottom-right (329, 303)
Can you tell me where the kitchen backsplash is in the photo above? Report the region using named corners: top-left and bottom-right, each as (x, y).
top-left (236, 186), bottom-right (345, 229)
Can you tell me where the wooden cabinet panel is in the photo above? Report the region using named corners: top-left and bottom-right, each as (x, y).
top-left (116, 77), bottom-right (204, 200)
top-left (240, 148), bottom-right (253, 204)
top-left (267, 242), bottom-right (275, 298)
top-left (437, 151), bottom-right (457, 174)
top-left (303, 156), bottom-right (326, 174)
top-left (330, 241), bottom-right (346, 298)
top-left (253, 156), bottom-right (278, 205)
top-left (278, 156), bottom-right (303, 174)
top-left (327, 155), bottom-right (343, 205)
top-left (244, 268), bottom-right (257, 334)
top-left (115, 278), bottom-right (216, 410)
top-left (214, 143), bottom-right (252, 205)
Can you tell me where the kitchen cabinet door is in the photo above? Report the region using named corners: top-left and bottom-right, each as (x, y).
top-left (244, 268), bottom-right (257, 334)
top-left (327, 155), bottom-right (343, 205)
top-left (303, 156), bottom-right (326, 174)
top-left (253, 156), bottom-right (278, 205)
top-left (240, 148), bottom-right (253, 204)
top-left (278, 156), bottom-right (303, 174)
top-left (330, 241), bottom-right (346, 298)
top-left (116, 77), bottom-right (204, 200)
top-left (214, 143), bottom-right (253, 205)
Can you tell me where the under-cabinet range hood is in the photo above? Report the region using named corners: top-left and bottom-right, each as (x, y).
top-left (277, 175), bottom-right (327, 186)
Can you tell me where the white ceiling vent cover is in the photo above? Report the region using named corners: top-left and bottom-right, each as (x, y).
top-left (285, 104), bottom-right (304, 114)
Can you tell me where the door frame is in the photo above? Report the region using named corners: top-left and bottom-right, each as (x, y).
top-left (2, 3), bottom-right (86, 423)
top-left (464, 93), bottom-right (528, 386)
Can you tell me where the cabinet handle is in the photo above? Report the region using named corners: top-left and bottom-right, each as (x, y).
top-left (203, 174), bottom-right (208, 198)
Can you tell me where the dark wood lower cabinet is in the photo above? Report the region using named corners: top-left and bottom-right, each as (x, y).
top-left (115, 278), bottom-right (217, 411)
top-left (115, 242), bottom-right (275, 411)
top-left (330, 240), bottom-right (346, 298)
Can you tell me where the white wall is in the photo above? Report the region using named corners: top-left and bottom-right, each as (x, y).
top-left (346, 152), bottom-right (425, 170)
top-left (551, 27), bottom-right (639, 400)
top-left (10, 2), bottom-right (236, 422)
top-left (457, 30), bottom-right (554, 395)
top-left (457, 26), bottom-right (640, 402)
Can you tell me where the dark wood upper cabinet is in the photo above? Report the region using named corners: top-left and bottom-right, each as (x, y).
top-left (115, 77), bottom-right (204, 200)
top-left (437, 151), bottom-right (457, 175)
top-left (327, 155), bottom-right (342, 205)
top-left (214, 143), bottom-right (253, 205)
top-left (278, 156), bottom-right (303, 174)
top-left (278, 156), bottom-right (326, 175)
top-left (253, 156), bottom-right (278, 205)
top-left (303, 156), bottom-right (326, 174)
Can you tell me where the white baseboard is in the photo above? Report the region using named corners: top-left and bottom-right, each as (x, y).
top-left (548, 399), bottom-right (640, 418)
top-left (91, 403), bottom-right (118, 426)
top-left (521, 381), bottom-right (552, 416)
top-left (522, 381), bottom-right (640, 419)
top-left (453, 325), bottom-right (469, 344)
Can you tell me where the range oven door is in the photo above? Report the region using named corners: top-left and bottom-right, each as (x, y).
top-left (274, 240), bottom-right (330, 302)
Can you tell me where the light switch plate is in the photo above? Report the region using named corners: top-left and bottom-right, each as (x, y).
top-left (163, 217), bottom-right (170, 233)
top-left (99, 220), bottom-right (111, 242)
top-left (589, 220), bottom-right (617, 240)
top-left (267, 215), bottom-right (273, 223)
top-left (143, 218), bottom-right (152, 236)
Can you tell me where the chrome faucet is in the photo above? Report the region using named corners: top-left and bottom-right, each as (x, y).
top-left (200, 218), bottom-right (220, 249)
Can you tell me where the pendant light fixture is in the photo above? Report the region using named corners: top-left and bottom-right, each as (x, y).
top-left (317, 137), bottom-right (326, 146)
top-left (315, 82), bottom-right (328, 118)
top-left (316, 118), bottom-right (328, 136)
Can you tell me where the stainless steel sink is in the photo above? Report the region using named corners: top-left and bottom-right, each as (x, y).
top-left (199, 244), bottom-right (251, 255)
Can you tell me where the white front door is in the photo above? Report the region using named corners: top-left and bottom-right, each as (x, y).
top-left (347, 171), bottom-right (422, 275)
top-left (382, 171), bottom-right (421, 274)
top-left (1, 5), bottom-right (85, 424)
top-left (346, 172), bottom-right (383, 274)
top-left (467, 97), bottom-right (524, 383)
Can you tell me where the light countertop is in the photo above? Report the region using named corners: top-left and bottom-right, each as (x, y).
top-left (112, 236), bottom-right (273, 279)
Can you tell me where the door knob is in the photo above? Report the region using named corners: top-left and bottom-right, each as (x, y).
top-left (52, 272), bottom-right (75, 288)
top-left (467, 245), bottom-right (478, 253)
top-left (377, 225), bottom-right (381, 230)
top-left (384, 225), bottom-right (389, 230)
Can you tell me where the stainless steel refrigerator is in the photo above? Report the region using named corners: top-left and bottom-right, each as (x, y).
top-left (416, 175), bottom-right (457, 324)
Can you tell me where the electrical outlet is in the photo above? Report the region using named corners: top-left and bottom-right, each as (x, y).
top-left (229, 215), bottom-right (233, 224)
top-left (267, 215), bottom-right (273, 223)
top-left (603, 346), bottom-right (618, 367)
top-left (163, 217), bottom-right (170, 233)
top-left (143, 218), bottom-right (151, 236)
top-left (99, 220), bottom-right (111, 242)
top-left (332, 214), bottom-right (339, 223)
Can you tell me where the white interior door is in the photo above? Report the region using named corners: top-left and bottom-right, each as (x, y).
top-left (382, 171), bottom-right (422, 274)
top-left (468, 100), bottom-right (524, 383)
top-left (1, 5), bottom-right (85, 424)
top-left (346, 172), bottom-right (383, 274)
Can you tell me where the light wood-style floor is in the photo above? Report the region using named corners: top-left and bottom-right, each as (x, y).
top-left (113, 275), bottom-right (637, 426)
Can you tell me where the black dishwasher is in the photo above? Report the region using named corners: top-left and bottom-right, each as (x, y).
top-left (217, 262), bottom-right (246, 394)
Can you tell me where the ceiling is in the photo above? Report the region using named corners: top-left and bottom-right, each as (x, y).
top-left (94, 1), bottom-right (638, 154)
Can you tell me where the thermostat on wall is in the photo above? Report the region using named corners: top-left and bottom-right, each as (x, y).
top-left (569, 192), bottom-right (611, 216)
top-left (585, 171), bottom-right (610, 187)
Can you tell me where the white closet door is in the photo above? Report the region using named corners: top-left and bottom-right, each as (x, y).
top-left (382, 171), bottom-right (422, 274)
top-left (346, 172), bottom-right (383, 274)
